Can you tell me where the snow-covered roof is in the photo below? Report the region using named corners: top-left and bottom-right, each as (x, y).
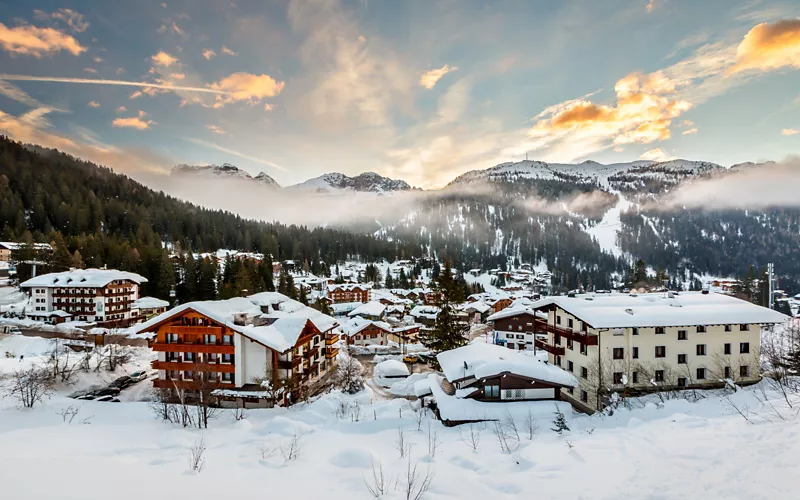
top-left (133, 296), bottom-right (169, 310)
top-left (27, 310), bottom-right (71, 318)
top-left (330, 301), bottom-right (363, 314)
top-left (328, 283), bottom-right (372, 292)
top-left (0, 242), bottom-right (52, 251)
top-left (133, 292), bottom-right (338, 353)
top-left (486, 305), bottom-right (537, 322)
top-left (339, 316), bottom-right (391, 336)
top-left (21, 269), bottom-right (147, 288)
top-left (410, 305), bottom-right (440, 320)
top-left (348, 301), bottom-right (386, 318)
top-left (374, 359), bottom-right (410, 378)
top-left (459, 301), bottom-right (491, 314)
top-left (533, 291), bottom-right (789, 328)
top-left (437, 343), bottom-right (577, 387)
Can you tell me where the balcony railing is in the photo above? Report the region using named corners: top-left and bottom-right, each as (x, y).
top-left (534, 319), bottom-right (598, 346)
top-left (166, 326), bottom-right (223, 336)
top-left (534, 339), bottom-right (565, 356)
top-left (325, 347), bottom-right (340, 359)
top-left (151, 361), bottom-right (235, 373)
top-left (152, 343), bottom-right (235, 354)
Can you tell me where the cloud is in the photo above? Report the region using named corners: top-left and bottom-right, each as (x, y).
top-left (171, 22), bottom-right (185, 37)
top-left (221, 46), bottom-right (237, 56)
top-left (658, 159), bottom-right (800, 210)
top-left (206, 124), bottom-right (226, 135)
top-left (0, 23), bottom-right (86, 57)
top-left (0, 80), bottom-right (50, 108)
top-left (682, 128), bottom-right (698, 135)
top-left (639, 148), bottom-right (675, 161)
top-left (646, 0), bottom-right (656, 13)
top-left (420, 64), bottom-right (458, 89)
top-left (0, 74), bottom-right (230, 96)
top-left (208, 72), bottom-right (285, 107)
top-left (434, 78), bottom-right (470, 124)
top-left (264, 103), bottom-right (275, 111)
top-left (202, 49), bottom-right (216, 60)
top-left (728, 19), bottom-right (800, 74)
top-left (783, 128), bottom-right (799, 136)
top-left (84, 67), bottom-right (97, 74)
top-left (88, 101), bottom-right (100, 108)
top-left (112, 114), bottom-right (153, 130)
top-left (34, 8), bottom-right (90, 33)
top-left (151, 51), bottom-right (179, 67)
top-left (184, 137), bottom-right (288, 172)
top-left (116, 105), bottom-right (127, 113)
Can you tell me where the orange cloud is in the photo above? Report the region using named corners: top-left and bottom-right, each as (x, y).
top-left (0, 23), bottom-right (86, 57)
top-left (782, 128), bottom-right (799, 136)
top-left (116, 105), bottom-right (127, 113)
top-left (34, 8), bottom-right (90, 33)
top-left (206, 124), bottom-right (226, 135)
top-left (221, 46), bottom-right (237, 56)
top-left (646, 0), bottom-right (655, 13)
top-left (112, 115), bottom-right (153, 130)
top-left (202, 49), bottom-right (216, 60)
top-left (728, 19), bottom-right (800, 74)
top-left (209, 72), bottom-right (285, 107)
top-left (682, 128), bottom-right (698, 135)
top-left (88, 100), bottom-right (99, 108)
top-left (151, 51), bottom-right (178, 67)
top-left (419, 64), bottom-right (457, 89)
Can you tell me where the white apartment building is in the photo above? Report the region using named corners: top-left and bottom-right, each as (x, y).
top-left (20, 269), bottom-right (147, 324)
top-left (530, 291), bottom-right (788, 412)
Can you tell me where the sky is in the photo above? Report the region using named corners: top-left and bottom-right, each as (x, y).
top-left (0, 0), bottom-right (799, 190)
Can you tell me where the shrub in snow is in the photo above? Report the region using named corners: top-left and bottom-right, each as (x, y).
top-left (336, 348), bottom-right (365, 394)
top-left (551, 407), bottom-right (570, 434)
top-left (4, 366), bottom-right (53, 408)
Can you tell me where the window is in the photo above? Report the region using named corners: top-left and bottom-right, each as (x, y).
top-left (568, 318), bottom-right (574, 329)
top-left (655, 327), bottom-right (665, 335)
top-left (740, 366), bottom-right (750, 378)
top-left (207, 353), bottom-right (218, 363)
top-left (696, 368), bottom-right (706, 380)
top-left (222, 372), bottom-right (233, 382)
top-left (696, 344), bottom-right (706, 356)
top-left (655, 370), bottom-right (664, 382)
top-left (516, 334), bottom-right (524, 339)
top-left (677, 377), bottom-right (687, 387)
top-left (167, 370), bottom-right (178, 379)
top-left (567, 339), bottom-right (573, 350)
top-left (724, 325), bottom-right (732, 332)
top-left (632, 327), bottom-right (639, 335)
top-left (613, 347), bottom-right (624, 360)
top-left (632, 347), bottom-right (639, 359)
top-left (740, 324), bottom-right (750, 331)
top-left (655, 346), bottom-right (666, 358)
top-left (223, 335), bottom-right (232, 345)
top-left (184, 352), bottom-right (196, 362)
top-left (632, 371), bottom-right (639, 384)
top-left (166, 333), bottom-right (178, 344)
top-left (506, 343), bottom-right (514, 349)
top-left (204, 334), bottom-right (217, 345)
top-left (506, 333), bottom-right (514, 339)
top-left (555, 356), bottom-right (561, 367)
top-left (580, 343), bottom-right (587, 355)
top-left (568, 387), bottom-right (574, 395)
top-left (556, 316), bottom-right (562, 325)
top-left (222, 353), bottom-right (233, 363)
top-left (697, 325), bottom-right (706, 333)
top-left (613, 372), bottom-right (624, 384)
top-left (167, 352), bottom-right (180, 362)
top-left (580, 367), bottom-right (588, 379)
top-left (724, 366), bottom-right (731, 379)
top-left (678, 330), bottom-right (687, 340)
top-left (518, 325), bottom-right (522, 331)
top-left (580, 390), bottom-right (588, 403)
top-left (567, 360), bottom-right (574, 372)
top-left (183, 370), bottom-right (194, 380)
top-left (678, 354), bottom-right (687, 364)
top-left (484, 385), bottom-right (500, 398)
top-left (724, 343), bottom-right (731, 355)
top-left (740, 342), bottom-right (750, 354)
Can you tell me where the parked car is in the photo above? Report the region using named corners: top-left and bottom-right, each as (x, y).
top-left (108, 376), bottom-right (132, 389)
top-left (129, 370), bottom-right (148, 383)
top-left (0, 325), bottom-right (22, 334)
top-left (75, 393), bottom-right (97, 400)
top-left (91, 387), bottom-right (121, 397)
top-left (95, 395), bottom-right (120, 403)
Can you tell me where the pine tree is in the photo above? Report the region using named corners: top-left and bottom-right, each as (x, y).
top-left (551, 408), bottom-right (570, 434)
top-left (298, 285), bottom-right (309, 305)
top-left (420, 261), bottom-right (468, 359)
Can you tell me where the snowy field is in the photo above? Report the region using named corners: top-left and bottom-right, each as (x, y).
top-left (1, 335), bottom-right (800, 499)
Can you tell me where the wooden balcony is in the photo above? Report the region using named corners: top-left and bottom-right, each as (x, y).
top-left (152, 379), bottom-right (233, 390)
top-left (534, 339), bottom-right (565, 356)
top-left (325, 347), bottom-right (339, 359)
top-left (325, 333), bottom-right (340, 344)
top-left (167, 326), bottom-right (223, 336)
top-left (534, 319), bottom-right (598, 346)
top-left (278, 357), bottom-right (302, 370)
top-left (304, 346), bottom-right (319, 359)
top-left (152, 343), bottom-right (235, 354)
top-left (151, 361), bottom-right (235, 373)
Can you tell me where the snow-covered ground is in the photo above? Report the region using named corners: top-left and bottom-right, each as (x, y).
top-left (2, 334), bottom-right (800, 499)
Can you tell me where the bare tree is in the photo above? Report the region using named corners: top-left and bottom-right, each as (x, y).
top-left (401, 457), bottom-right (434, 500)
top-left (4, 366), bottom-right (54, 408)
top-left (395, 428), bottom-right (411, 458)
top-left (149, 387), bottom-right (178, 423)
top-left (459, 422), bottom-right (481, 451)
top-left (189, 436), bottom-right (207, 472)
top-left (192, 368), bottom-right (221, 429)
top-left (492, 420), bottom-right (519, 453)
top-left (336, 346), bottom-right (364, 394)
top-left (413, 406), bottom-right (426, 431)
top-left (523, 408), bottom-right (539, 440)
top-left (57, 404), bottom-right (81, 423)
top-left (232, 402), bottom-right (247, 421)
top-left (363, 458), bottom-right (393, 498)
top-left (281, 433), bottom-right (303, 462)
top-left (424, 420), bottom-right (441, 458)
top-left (258, 441), bottom-right (277, 460)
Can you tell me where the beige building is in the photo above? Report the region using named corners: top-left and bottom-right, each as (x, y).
top-left (530, 291), bottom-right (788, 413)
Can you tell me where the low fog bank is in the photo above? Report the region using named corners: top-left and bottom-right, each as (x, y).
top-left (654, 158), bottom-right (800, 211)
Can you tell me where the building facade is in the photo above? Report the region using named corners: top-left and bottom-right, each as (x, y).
top-left (135, 293), bottom-right (340, 407)
top-left (20, 269), bottom-right (147, 325)
top-left (327, 284), bottom-right (371, 304)
top-left (530, 292), bottom-right (787, 412)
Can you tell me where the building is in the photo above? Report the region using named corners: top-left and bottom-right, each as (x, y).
top-left (410, 305), bottom-right (440, 331)
top-left (347, 301), bottom-right (387, 321)
top-left (20, 269), bottom-right (147, 325)
top-left (327, 283), bottom-right (372, 304)
top-left (0, 242), bottom-right (52, 263)
top-left (530, 291), bottom-right (788, 412)
top-left (436, 343), bottom-right (577, 402)
top-left (340, 316), bottom-right (421, 346)
top-left (132, 296), bottom-right (170, 321)
top-left (487, 306), bottom-right (545, 351)
top-left (134, 292), bottom-right (340, 407)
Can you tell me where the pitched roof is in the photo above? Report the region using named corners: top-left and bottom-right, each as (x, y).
top-left (21, 269), bottom-right (147, 288)
top-left (133, 296), bottom-right (170, 310)
top-left (532, 291), bottom-right (789, 328)
top-left (437, 343), bottom-right (577, 388)
top-left (348, 301), bottom-right (386, 318)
